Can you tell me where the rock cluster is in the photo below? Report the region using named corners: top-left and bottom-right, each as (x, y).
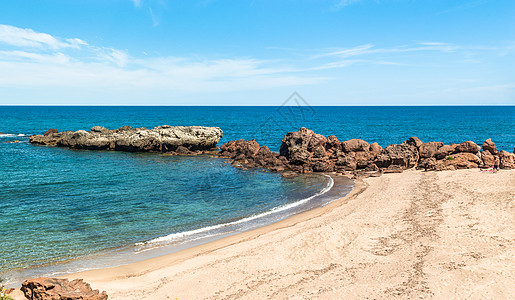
top-left (30, 125), bottom-right (223, 154)
top-left (21, 277), bottom-right (107, 300)
top-left (218, 127), bottom-right (515, 177)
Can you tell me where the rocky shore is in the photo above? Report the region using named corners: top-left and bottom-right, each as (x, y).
top-left (218, 127), bottom-right (515, 177)
top-left (29, 125), bottom-right (223, 154)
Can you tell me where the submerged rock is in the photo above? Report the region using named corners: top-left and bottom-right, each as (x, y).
top-left (30, 125), bottom-right (223, 153)
top-left (21, 277), bottom-right (108, 300)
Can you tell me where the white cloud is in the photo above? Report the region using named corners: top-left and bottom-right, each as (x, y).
top-left (0, 25), bottom-right (86, 49)
top-left (132, 0), bottom-right (142, 7)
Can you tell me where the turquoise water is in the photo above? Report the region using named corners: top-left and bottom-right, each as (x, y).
top-left (0, 106), bottom-right (513, 282)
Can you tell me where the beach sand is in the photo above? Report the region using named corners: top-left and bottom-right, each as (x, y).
top-left (12, 169), bottom-right (515, 299)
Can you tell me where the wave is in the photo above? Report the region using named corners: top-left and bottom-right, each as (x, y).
top-left (0, 133), bottom-right (27, 137)
top-left (136, 175), bottom-right (335, 248)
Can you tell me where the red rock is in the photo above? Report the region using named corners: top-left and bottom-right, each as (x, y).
top-left (498, 150), bottom-right (515, 169)
top-left (369, 142), bottom-right (383, 155)
top-left (341, 139), bottom-right (370, 152)
top-left (435, 144), bottom-right (456, 160)
top-left (455, 141), bottom-right (480, 154)
top-left (44, 128), bottom-right (58, 136)
top-left (404, 136), bottom-right (423, 148)
top-left (326, 135), bottom-right (340, 151)
top-left (21, 277), bottom-right (107, 300)
top-left (481, 150), bottom-right (495, 168)
top-left (482, 138), bottom-right (497, 154)
top-left (419, 142), bottom-right (444, 158)
top-left (220, 139), bottom-right (260, 159)
top-left (374, 143), bottom-right (419, 169)
top-left (280, 127), bottom-right (326, 164)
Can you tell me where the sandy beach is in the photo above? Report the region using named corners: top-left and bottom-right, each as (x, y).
top-left (12, 169), bottom-right (515, 299)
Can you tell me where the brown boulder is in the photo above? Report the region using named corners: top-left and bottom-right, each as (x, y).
top-left (44, 128), bottom-right (58, 136)
top-left (279, 128), bottom-right (326, 165)
top-left (369, 142), bottom-right (383, 155)
top-left (498, 150), bottom-right (515, 169)
top-left (455, 141), bottom-right (480, 154)
top-left (326, 135), bottom-right (340, 151)
top-left (482, 138), bottom-right (497, 154)
top-left (419, 142), bottom-right (444, 158)
top-left (481, 150), bottom-right (495, 168)
top-left (21, 277), bottom-right (107, 300)
top-left (341, 139), bottom-right (370, 152)
top-left (220, 139), bottom-right (260, 159)
top-left (374, 143), bottom-right (419, 169)
top-left (435, 144), bottom-right (456, 160)
top-left (404, 136), bottom-right (423, 148)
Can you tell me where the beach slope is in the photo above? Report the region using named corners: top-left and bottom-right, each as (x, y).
top-left (71, 169), bottom-right (515, 299)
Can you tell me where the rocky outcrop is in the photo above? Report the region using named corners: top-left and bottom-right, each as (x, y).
top-left (218, 129), bottom-right (514, 178)
top-left (21, 277), bottom-right (107, 300)
top-left (30, 125), bottom-right (223, 153)
top-left (482, 138), bottom-right (497, 154)
top-left (44, 128), bottom-right (58, 136)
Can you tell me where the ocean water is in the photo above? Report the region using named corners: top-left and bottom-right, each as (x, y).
top-left (0, 106), bottom-right (513, 283)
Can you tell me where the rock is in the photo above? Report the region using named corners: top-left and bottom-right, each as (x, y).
top-left (418, 157), bottom-right (437, 171)
top-left (3, 140), bottom-right (20, 143)
top-left (435, 144), bottom-right (456, 160)
top-left (419, 142), bottom-right (444, 158)
top-left (220, 139), bottom-right (260, 159)
top-left (374, 143), bottom-right (419, 169)
top-left (454, 141), bottom-right (480, 154)
top-left (384, 165), bottom-right (404, 173)
top-left (21, 277), bottom-right (108, 300)
top-left (175, 145), bottom-right (192, 154)
top-left (279, 128), bottom-right (327, 164)
top-left (326, 135), bottom-right (340, 151)
top-left (498, 150), bottom-right (515, 169)
top-left (369, 142), bottom-right (383, 155)
top-left (281, 171), bottom-right (298, 178)
top-left (30, 126), bottom-right (223, 153)
top-left (312, 160), bottom-right (335, 172)
top-left (436, 153), bottom-right (481, 170)
top-left (91, 126), bottom-right (109, 133)
top-left (482, 138), bottom-right (497, 154)
top-left (44, 128), bottom-right (58, 136)
top-left (481, 150), bottom-right (495, 168)
top-left (341, 139), bottom-right (370, 152)
top-left (404, 136), bottom-right (423, 148)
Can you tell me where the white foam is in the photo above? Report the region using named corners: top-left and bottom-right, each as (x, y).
top-left (136, 175), bottom-right (334, 247)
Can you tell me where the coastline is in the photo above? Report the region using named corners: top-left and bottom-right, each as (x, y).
top-left (19, 168), bottom-right (512, 300)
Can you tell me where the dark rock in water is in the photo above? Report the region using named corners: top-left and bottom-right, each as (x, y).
top-left (281, 171), bottom-right (298, 178)
top-left (419, 142), bottom-right (444, 159)
top-left (454, 141), bottom-right (480, 154)
top-left (21, 277), bottom-right (108, 300)
top-left (44, 128), bottom-right (58, 136)
top-left (482, 138), bottom-right (497, 154)
top-left (374, 143), bottom-right (419, 169)
top-left (219, 139), bottom-right (259, 159)
top-left (30, 125), bottom-right (223, 153)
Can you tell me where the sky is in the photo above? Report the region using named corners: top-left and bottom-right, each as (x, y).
top-left (0, 0), bottom-right (514, 105)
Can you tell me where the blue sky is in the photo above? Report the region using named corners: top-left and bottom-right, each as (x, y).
top-left (0, 0), bottom-right (513, 105)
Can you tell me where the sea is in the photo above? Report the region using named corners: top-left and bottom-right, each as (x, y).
top-left (0, 106), bottom-right (513, 284)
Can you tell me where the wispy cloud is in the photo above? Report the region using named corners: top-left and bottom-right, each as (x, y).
top-left (0, 25), bottom-right (321, 94)
top-left (0, 25), bottom-right (87, 49)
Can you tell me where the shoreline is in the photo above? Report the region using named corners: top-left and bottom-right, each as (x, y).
top-left (4, 173), bottom-right (352, 288)
top-left (67, 175), bottom-right (364, 283)
top-left (21, 168), bottom-right (512, 299)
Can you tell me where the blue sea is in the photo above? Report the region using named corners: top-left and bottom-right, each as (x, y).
top-left (0, 106), bottom-right (513, 284)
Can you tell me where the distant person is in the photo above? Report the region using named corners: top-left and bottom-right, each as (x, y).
top-left (494, 156), bottom-right (500, 172)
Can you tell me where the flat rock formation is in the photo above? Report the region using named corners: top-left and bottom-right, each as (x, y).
top-left (30, 125), bottom-right (223, 153)
top-left (218, 127), bottom-right (515, 178)
top-left (21, 277), bottom-right (107, 300)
